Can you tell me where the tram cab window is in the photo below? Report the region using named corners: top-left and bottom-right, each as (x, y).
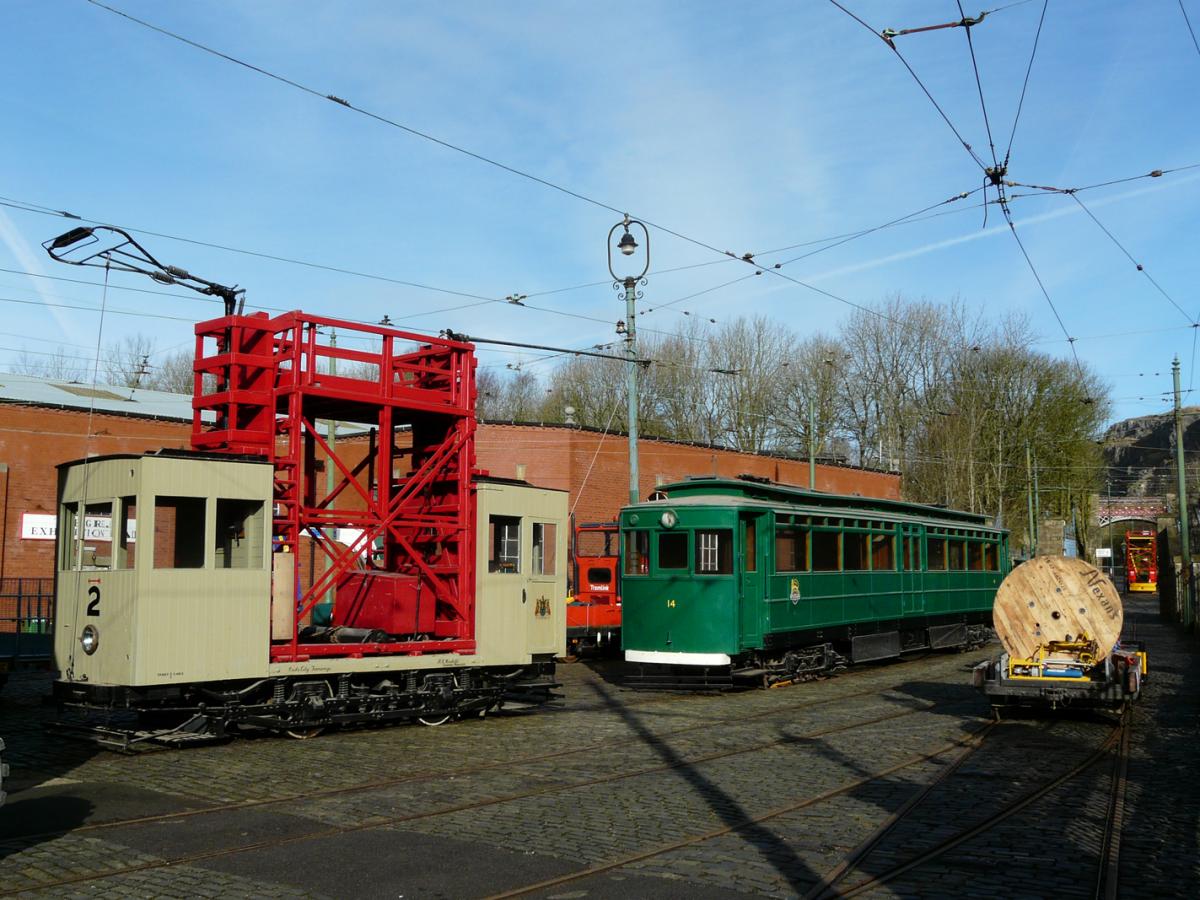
top-left (658, 532), bottom-right (688, 569)
top-left (843, 533), bottom-right (869, 571)
top-left (948, 540), bottom-right (966, 570)
top-left (927, 538), bottom-right (947, 571)
top-left (59, 502), bottom-right (79, 570)
top-left (532, 522), bottom-right (557, 575)
top-left (489, 515), bottom-right (521, 573)
top-left (872, 534), bottom-right (895, 570)
top-left (775, 525), bottom-right (808, 572)
top-left (216, 499), bottom-right (264, 569)
top-left (695, 530), bottom-right (733, 574)
top-left (81, 501), bottom-right (114, 569)
top-left (967, 542), bottom-right (984, 571)
top-left (154, 496), bottom-right (206, 569)
top-left (812, 531), bottom-right (839, 571)
top-left (624, 530), bottom-right (650, 575)
top-left (119, 496), bottom-right (137, 569)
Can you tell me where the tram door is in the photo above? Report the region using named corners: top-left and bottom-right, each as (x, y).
top-left (901, 526), bottom-right (924, 615)
top-left (739, 512), bottom-right (767, 648)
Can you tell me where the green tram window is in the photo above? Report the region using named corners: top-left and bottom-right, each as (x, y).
top-left (903, 535), bottom-right (920, 570)
top-left (658, 532), bottom-right (688, 569)
top-left (775, 525), bottom-right (808, 572)
top-left (967, 542), bottom-right (984, 571)
top-left (844, 532), bottom-right (869, 571)
top-left (872, 534), bottom-right (895, 570)
top-left (812, 531), bottom-right (839, 571)
top-left (696, 529), bottom-right (733, 575)
top-left (984, 542), bottom-right (998, 571)
top-left (625, 530), bottom-right (649, 575)
top-left (948, 540), bottom-right (966, 570)
top-left (927, 537), bottom-right (947, 571)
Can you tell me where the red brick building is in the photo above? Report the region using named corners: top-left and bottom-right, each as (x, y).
top-left (0, 375), bottom-right (900, 582)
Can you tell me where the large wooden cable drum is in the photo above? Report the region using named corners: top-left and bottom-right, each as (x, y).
top-left (992, 556), bottom-right (1124, 659)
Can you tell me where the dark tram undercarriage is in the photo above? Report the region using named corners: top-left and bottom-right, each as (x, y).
top-left (627, 613), bottom-right (992, 690)
top-left (51, 660), bottom-right (559, 751)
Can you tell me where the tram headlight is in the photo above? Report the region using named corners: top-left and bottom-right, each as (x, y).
top-left (660, 510), bottom-right (677, 528)
top-left (80, 624), bottom-right (99, 655)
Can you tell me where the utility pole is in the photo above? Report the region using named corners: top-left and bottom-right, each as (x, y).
top-left (608, 216), bottom-right (650, 506)
top-left (1173, 356), bottom-right (1193, 627)
top-left (1026, 440), bottom-right (1036, 558)
top-left (808, 397), bottom-right (816, 490)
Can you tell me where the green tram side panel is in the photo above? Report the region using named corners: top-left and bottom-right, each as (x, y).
top-left (620, 478), bottom-right (1009, 657)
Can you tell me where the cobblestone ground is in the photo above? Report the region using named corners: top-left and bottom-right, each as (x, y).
top-left (0, 612), bottom-right (1194, 899)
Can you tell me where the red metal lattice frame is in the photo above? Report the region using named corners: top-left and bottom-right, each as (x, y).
top-left (191, 311), bottom-right (477, 662)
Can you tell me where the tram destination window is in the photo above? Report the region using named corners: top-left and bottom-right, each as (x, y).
top-left (812, 531), bottom-right (839, 571)
top-left (927, 537), bottom-right (947, 571)
top-left (695, 529), bottom-right (733, 574)
top-left (215, 499), bottom-right (264, 569)
top-left (658, 532), bottom-right (688, 569)
top-left (489, 515), bottom-right (521, 573)
top-left (775, 525), bottom-right (809, 572)
top-left (843, 532), bottom-right (869, 571)
top-left (154, 496), bottom-right (206, 569)
top-left (625, 530), bottom-right (649, 575)
top-left (532, 522), bottom-right (557, 575)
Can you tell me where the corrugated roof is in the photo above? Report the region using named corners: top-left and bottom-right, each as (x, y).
top-left (0, 372), bottom-right (199, 421)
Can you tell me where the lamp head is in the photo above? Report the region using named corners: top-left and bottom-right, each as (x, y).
top-left (617, 230), bottom-right (638, 256)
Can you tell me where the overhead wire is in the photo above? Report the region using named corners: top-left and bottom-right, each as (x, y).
top-left (1180, 0), bottom-right (1200, 60)
top-left (957, 0), bottom-right (1001, 170)
top-left (826, 0), bottom-right (989, 172)
top-left (1065, 192), bottom-right (1194, 323)
top-left (1002, 0), bottom-right (1049, 168)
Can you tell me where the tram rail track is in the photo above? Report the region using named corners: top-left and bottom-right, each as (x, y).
top-left (807, 710), bottom-right (1131, 899)
top-left (0, 686), bottom-right (981, 896)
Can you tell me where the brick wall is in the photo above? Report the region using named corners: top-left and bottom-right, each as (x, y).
top-left (1, 404), bottom-right (900, 580)
top-left (0, 403), bottom-right (191, 580)
top-left (474, 423), bottom-right (900, 525)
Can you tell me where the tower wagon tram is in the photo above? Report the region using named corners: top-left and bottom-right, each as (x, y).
top-left (52, 311), bottom-right (566, 745)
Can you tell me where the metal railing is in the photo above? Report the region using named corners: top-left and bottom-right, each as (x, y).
top-left (0, 578), bottom-right (55, 662)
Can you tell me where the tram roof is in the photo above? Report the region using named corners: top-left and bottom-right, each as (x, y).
top-left (631, 477), bottom-right (1000, 530)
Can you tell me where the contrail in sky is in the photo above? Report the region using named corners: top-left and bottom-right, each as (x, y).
top-left (0, 208), bottom-right (81, 341)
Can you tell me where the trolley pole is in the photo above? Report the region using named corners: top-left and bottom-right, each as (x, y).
top-left (1172, 356), bottom-right (1193, 627)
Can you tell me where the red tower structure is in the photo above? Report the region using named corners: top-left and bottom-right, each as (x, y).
top-left (191, 311), bottom-right (478, 663)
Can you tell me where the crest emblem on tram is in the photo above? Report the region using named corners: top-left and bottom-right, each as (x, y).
top-left (534, 595), bottom-right (551, 617)
top-left (790, 578), bottom-right (800, 605)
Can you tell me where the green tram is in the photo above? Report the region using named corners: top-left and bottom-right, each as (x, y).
top-left (620, 477), bottom-right (1009, 688)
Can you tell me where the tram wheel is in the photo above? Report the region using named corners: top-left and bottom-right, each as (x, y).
top-left (285, 726), bottom-right (326, 740)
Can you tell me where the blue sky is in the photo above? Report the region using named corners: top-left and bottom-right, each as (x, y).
top-left (2, 1), bottom-right (1199, 423)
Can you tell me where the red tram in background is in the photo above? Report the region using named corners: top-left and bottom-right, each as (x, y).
top-left (566, 521), bottom-right (621, 654)
top-left (1125, 529), bottom-right (1158, 593)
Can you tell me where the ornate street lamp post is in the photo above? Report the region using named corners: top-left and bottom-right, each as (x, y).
top-left (608, 215), bottom-right (650, 505)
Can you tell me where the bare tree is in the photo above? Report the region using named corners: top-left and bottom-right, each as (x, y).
top-left (13, 346), bottom-right (86, 382)
top-left (145, 348), bottom-right (195, 394)
top-left (104, 333), bottom-right (155, 388)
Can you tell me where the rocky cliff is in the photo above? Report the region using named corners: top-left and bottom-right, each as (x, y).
top-left (1104, 407), bottom-right (1200, 496)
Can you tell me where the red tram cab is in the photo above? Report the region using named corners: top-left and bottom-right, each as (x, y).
top-left (567, 522), bottom-right (621, 654)
top-left (1125, 529), bottom-right (1158, 593)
